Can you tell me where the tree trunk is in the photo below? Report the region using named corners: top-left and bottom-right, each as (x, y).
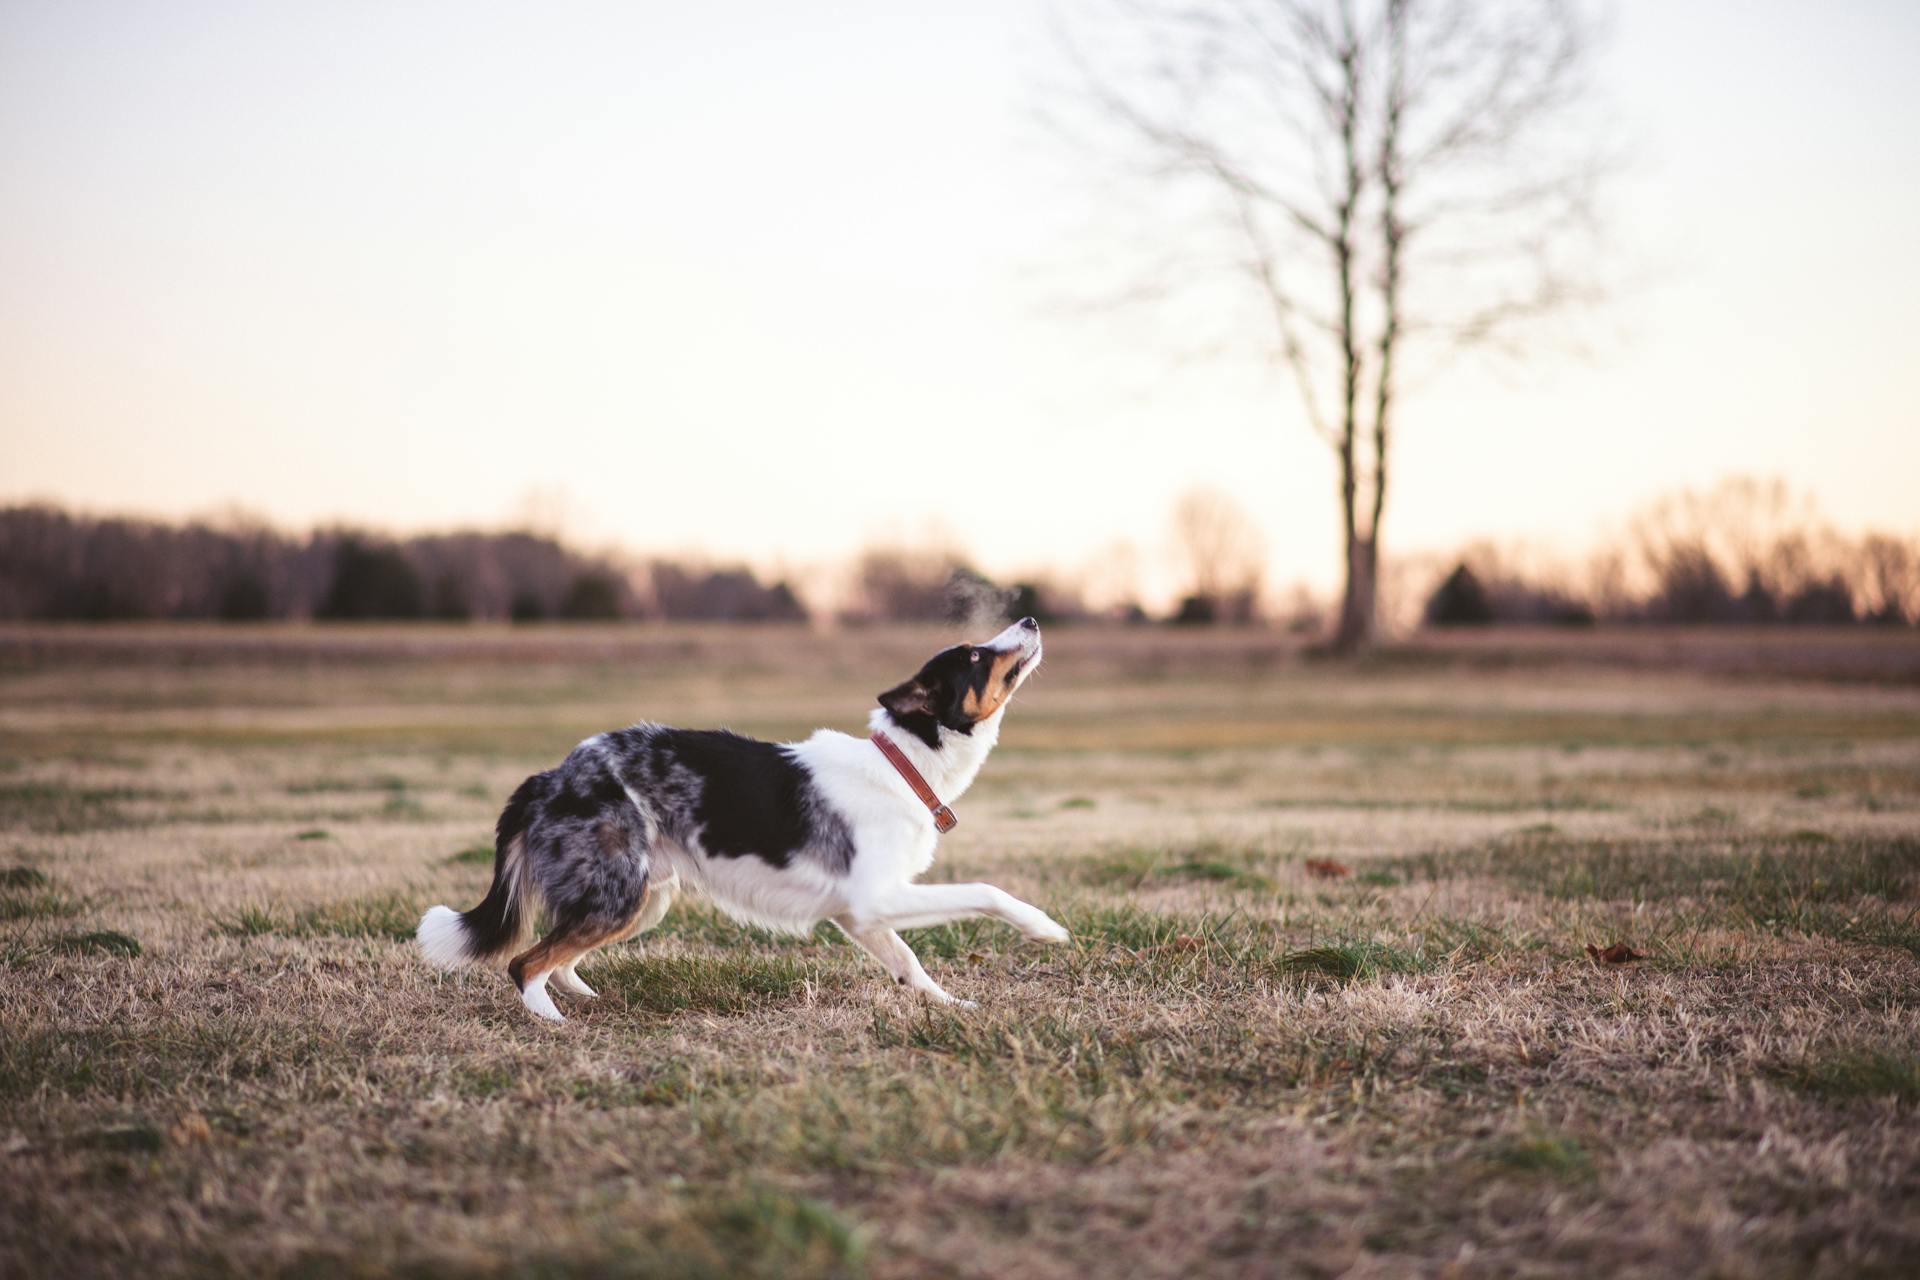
top-left (1333, 533), bottom-right (1376, 653)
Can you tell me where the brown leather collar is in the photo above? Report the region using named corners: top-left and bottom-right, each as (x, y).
top-left (870, 731), bottom-right (958, 833)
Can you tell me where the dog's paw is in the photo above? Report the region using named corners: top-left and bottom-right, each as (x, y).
top-left (1022, 915), bottom-right (1071, 944)
top-left (520, 986), bottom-right (567, 1023)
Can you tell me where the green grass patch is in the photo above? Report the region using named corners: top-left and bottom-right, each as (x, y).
top-left (592, 952), bottom-right (828, 1016)
top-left (0, 1019), bottom-right (402, 1104)
top-left (1420, 917), bottom-right (1529, 964)
top-left (1063, 902), bottom-right (1241, 952)
top-left (892, 916), bottom-right (1001, 961)
top-left (0, 879), bottom-right (80, 922)
top-left (0, 782), bottom-right (166, 833)
top-left (78, 1124), bottom-right (166, 1155)
top-left (1387, 832), bottom-right (1920, 957)
top-left (379, 794), bottom-right (426, 819)
top-left (687, 1186), bottom-right (865, 1279)
top-left (1, 866), bottom-right (49, 890)
top-left (217, 892), bottom-right (419, 941)
top-left (1278, 940), bottom-right (1426, 984)
top-left (445, 843), bottom-right (494, 866)
top-left (1072, 841), bottom-right (1276, 891)
top-left (416, 1186), bottom-right (865, 1280)
top-left (1780, 1048), bottom-right (1920, 1105)
top-left (293, 829), bottom-right (330, 841)
top-left (1257, 795), bottom-right (1614, 814)
top-left (1488, 1130), bottom-right (1594, 1181)
top-left (1048, 904), bottom-right (1444, 995)
top-left (49, 929), bottom-right (143, 958)
top-left (1386, 832), bottom-right (1917, 907)
top-left (285, 774), bottom-right (409, 796)
top-left (693, 1054), bottom-right (1163, 1171)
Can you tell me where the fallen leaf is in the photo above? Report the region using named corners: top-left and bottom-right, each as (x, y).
top-left (966, 950), bottom-right (988, 967)
top-left (1586, 942), bottom-right (1646, 965)
top-left (1165, 934), bottom-right (1204, 952)
top-left (1304, 859), bottom-right (1352, 879)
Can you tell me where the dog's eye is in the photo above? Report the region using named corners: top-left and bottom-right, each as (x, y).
top-left (969, 650), bottom-right (980, 663)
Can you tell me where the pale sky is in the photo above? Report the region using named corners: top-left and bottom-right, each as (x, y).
top-left (3, 0), bottom-right (1917, 604)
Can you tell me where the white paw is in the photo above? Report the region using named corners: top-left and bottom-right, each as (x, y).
top-left (520, 984), bottom-right (566, 1023)
top-left (918, 986), bottom-right (976, 1009)
top-left (1022, 915), bottom-right (1070, 944)
top-left (554, 967), bottom-right (598, 999)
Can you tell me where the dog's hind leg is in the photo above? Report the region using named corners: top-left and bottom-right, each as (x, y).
top-left (507, 933), bottom-right (576, 1021)
top-left (552, 961), bottom-right (598, 999)
top-left (510, 807), bottom-right (653, 1022)
top-left (834, 919), bottom-right (973, 1007)
top-left (627, 868), bottom-right (678, 936)
top-left (553, 867), bottom-right (681, 999)
top-left (510, 899), bottom-right (649, 1018)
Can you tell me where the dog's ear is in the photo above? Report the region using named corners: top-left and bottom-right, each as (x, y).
top-left (878, 677), bottom-right (936, 719)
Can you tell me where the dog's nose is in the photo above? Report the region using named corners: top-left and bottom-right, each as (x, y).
top-left (1018, 616), bottom-right (1038, 630)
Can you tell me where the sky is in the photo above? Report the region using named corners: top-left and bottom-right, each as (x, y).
top-left (2, 0), bottom-right (1917, 605)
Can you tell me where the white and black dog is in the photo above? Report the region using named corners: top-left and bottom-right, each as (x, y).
top-left (417, 618), bottom-right (1067, 1021)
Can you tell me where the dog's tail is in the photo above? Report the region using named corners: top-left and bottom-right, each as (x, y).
top-left (417, 774), bottom-right (544, 969)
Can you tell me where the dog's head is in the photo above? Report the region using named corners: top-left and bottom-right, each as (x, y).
top-left (878, 617), bottom-right (1042, 744)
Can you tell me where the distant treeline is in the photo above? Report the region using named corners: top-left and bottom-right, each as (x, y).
top-left (7, 477), bottom-right (1914, 631)
top-left (0, 506), bottom-right (804, 623)
top-left (0, 505), bottom-right (1114, 627)
top-left (1423, 478), bottom-right (1920, 628)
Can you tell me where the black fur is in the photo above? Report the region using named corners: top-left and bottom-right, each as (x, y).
top-left (878, 643), bottom-right (1001, 749)
top-left (451, 773), bottom-right (547, 960)
top-left (650, 729), bottom-right (815, 867)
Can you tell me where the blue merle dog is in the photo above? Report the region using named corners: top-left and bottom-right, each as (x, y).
top-left (418, 619), bottom-right (1066, 1021)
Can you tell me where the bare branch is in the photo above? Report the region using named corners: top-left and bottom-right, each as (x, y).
top-left (1055, 0), bottom-right (1616, 650)
top-left (1227, 191), bottom-right (1339, 446)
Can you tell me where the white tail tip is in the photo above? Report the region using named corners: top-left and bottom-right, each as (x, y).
top-left (416, 904), bottom-right (470, 969)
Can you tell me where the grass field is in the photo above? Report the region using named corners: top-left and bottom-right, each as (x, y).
top-left (2, 623), bottom-right (1918, 1278)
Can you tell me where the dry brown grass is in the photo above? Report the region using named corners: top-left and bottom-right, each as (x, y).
top-left (2, 624), bottom-right (1918, 1278)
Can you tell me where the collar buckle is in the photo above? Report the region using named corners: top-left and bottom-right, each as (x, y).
top-left (870, 730), bottom-right (959, 835)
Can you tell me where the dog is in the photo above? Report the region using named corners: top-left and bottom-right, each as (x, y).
top-left (416, 617), bottom-right (1067, 1021)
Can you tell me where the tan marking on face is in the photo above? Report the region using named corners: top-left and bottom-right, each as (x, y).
top-left (959, 648), bottom-right (1023, 722)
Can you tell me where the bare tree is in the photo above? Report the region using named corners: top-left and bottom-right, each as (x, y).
top-left (1060, 0), bottom-right (1612, 650)
top-left (1170, 488), bottom-right (1266, 621)
top-left (1856, 534), bottom-right (1919, 625)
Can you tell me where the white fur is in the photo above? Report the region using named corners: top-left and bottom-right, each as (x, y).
top-left (416, 904), bottom-right (470, 970)
top-left (520, 969), bottom-right (563, 1021)
top-left (553, 963), bottom-right (597, 999)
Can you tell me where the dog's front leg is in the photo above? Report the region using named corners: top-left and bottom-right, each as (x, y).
top-left (834, 919), bottom-right (974, 1008)
top-left (866, 883), bottom-right (1070, 943)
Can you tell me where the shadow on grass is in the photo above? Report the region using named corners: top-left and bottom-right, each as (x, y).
top-left (590, 951), bottom-right (837, 1017)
